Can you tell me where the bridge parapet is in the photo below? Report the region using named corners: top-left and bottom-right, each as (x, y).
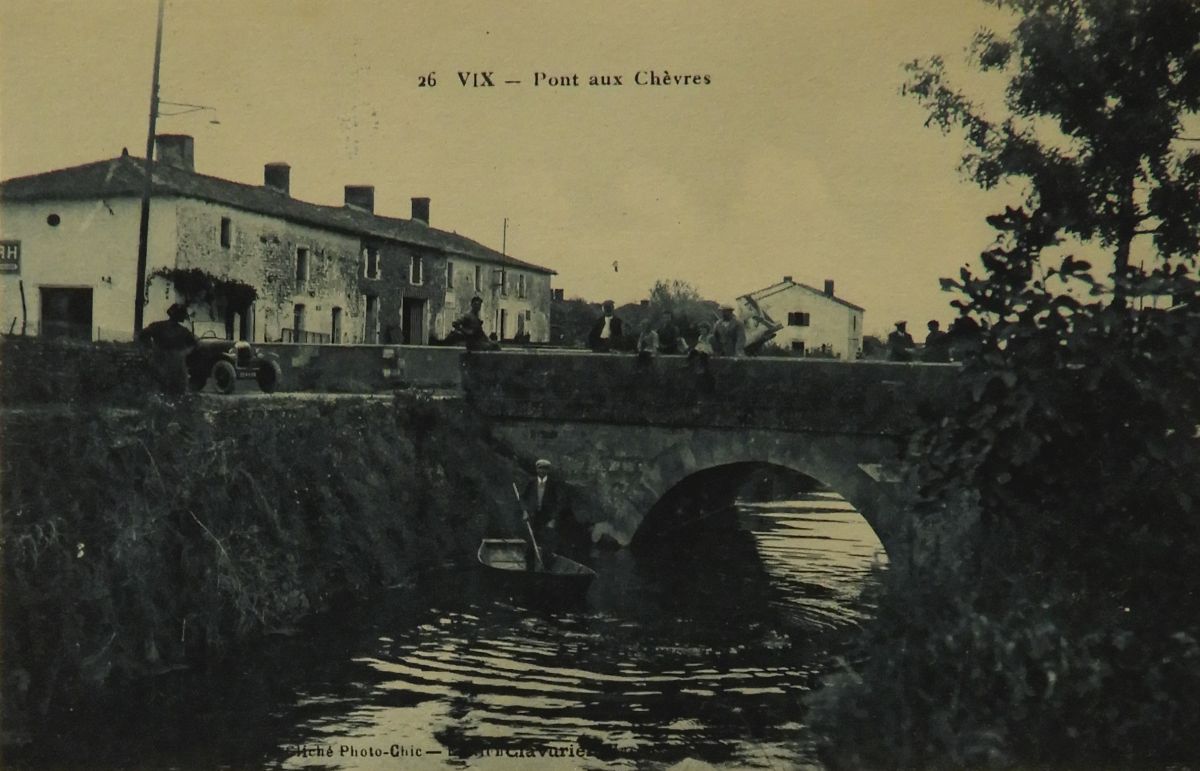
top-left (461, 351), bottom-right (960, 436)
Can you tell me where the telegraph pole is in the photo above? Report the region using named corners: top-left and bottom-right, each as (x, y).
top-left (133, 0), bottom-right (165, 336)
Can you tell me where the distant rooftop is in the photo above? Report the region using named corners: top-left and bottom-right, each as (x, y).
top-left (743, 277), bottom-right (864, 313)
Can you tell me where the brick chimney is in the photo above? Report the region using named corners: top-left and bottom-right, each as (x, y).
top-left (411, 197), bottom-right (430, 224)
top-left (783, 275), bottom-right (793, 283)
top-left (344, 185), bottom-right (375, 213)
top-left (155, 134), bottom-right (194, 172)
top-left (264, 163), bottom-right (290, 195)
top-left (824, 279), bottom-right (835, 297)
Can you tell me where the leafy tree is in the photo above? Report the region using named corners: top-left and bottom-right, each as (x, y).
top-left (548, 297), bottom-right (596, 346)
top-left (810, 3), bottom-right (1200, 767)
top-left (551, 281), bottom-right (721, 349)
top-left (904, 0), bottom-right (1200, 308)
top-left (645, 279), bottom-right (720, 340)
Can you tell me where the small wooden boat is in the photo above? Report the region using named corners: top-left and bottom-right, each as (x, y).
top-left (476, 539), bottom-right (597, 602)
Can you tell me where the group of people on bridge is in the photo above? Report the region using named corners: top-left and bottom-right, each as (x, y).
top-left (588, 300), bottom-right (747, 361)
top-left (886, 316), bottom-right (982, 362)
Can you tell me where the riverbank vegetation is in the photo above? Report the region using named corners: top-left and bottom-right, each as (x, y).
top-left (0, 394), bottom-right (525, 736)
top-left (809, 2), bottom-right (1200, 767)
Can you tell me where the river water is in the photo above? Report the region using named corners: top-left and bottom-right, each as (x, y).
top-left (15, 492), bottom-right (885, 770)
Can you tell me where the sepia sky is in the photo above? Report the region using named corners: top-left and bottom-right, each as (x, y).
top-left (0, 0), bottom-right (1019, 336)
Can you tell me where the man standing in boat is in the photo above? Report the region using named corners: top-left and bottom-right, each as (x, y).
top-left (520, 459), bottom-right (571, 570)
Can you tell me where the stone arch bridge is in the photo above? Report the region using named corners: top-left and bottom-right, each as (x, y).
top-left (458, 351), bottom-right (958, 556)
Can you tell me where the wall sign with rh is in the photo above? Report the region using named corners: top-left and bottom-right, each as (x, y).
top-left (0, 241), bottom-right (20, 273)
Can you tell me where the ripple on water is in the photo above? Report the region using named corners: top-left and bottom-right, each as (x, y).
top-left (276, 493), bottom-right (885, 770)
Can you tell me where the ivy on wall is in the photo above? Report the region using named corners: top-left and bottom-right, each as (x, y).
top-left (147, 267), bottom-right (258, 314)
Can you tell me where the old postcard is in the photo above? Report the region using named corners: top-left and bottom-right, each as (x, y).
top-left (1, 1), bottom-right (1134, 769)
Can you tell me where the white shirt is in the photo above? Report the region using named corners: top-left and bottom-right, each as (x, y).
top-left (600, 316), bottom-right (612, 340)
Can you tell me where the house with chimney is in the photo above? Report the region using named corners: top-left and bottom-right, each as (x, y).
top-left (0, 134), bottom-right (555, 344)
top-left (739, 276), bottom-right (864, 359)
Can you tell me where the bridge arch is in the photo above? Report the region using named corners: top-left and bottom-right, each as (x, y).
top-left (632, 461), bottom-right (875, 547)
top-left (488, 421), bottom-right (911, 557)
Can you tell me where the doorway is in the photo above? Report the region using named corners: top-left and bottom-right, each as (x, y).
top-left (331, 307), bottom-right (343, 344)
top-left (40, 287), bottom-right (92, 340)
top-left (401, 297), bottom-right (425, 344)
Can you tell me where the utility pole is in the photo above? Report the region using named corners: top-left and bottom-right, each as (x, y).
top-left (133, 0), bottom-right (165, 336)
top-left (502, 217), bottom-right (508, 256)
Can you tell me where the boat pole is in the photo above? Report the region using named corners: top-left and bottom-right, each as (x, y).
top-left (513, 483), bottom-right (544, 570)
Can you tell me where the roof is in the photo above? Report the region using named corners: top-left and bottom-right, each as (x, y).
top-left (742, 278), bottom-right (864, 313)
top-left (0, 153), bottom-right (555, 275)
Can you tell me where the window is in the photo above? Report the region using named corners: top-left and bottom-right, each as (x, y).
top-left (220, 217), bottom-right (231, 248)
top-left (474, 265), bottom-right (482, 291)
top-left (410, 254), bottom-right (424, 285)
top-left (525, 309), bottom-right (531, 320)
top-left (296, 248), bottom-right (309, 285)
top-left (499, 269), bottom-right (508, 296)
top-left (517, 274), bottom-right (526, 299)
top-left (791, 341), bottom-right (806, 353)
top-left (293, 303), bottom-right (306, 336)
top-left (787, 311), bottom-right (811, 326)
top-left (363, 246), bottom-right (380, 279)
top-left (446, 261), bottom-right (454, 289)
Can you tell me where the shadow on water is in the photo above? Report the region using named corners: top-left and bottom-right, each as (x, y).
top-left (9, 491), bottom-right (884, 771)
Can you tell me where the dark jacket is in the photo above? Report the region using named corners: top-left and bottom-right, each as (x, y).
top-left (886, 329), bottom-right (916, 361)
top-left (520, 476), bottom-right (570, 532)
top-left (139, 320), bottom-right (197, 352)
top-left (587, 314), bottom-right (624, 350)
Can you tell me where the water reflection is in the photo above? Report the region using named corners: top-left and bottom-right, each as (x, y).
top-left (9, 493), bottom-right (884, 771)
top-left (273, 492), bottom-right (885, 770)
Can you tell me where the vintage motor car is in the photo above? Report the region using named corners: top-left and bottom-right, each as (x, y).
top-left (187, 337), bottom-right (283, 394)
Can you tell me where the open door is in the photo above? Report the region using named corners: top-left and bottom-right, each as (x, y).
top-left (401, 297), bottom-right (425, 344)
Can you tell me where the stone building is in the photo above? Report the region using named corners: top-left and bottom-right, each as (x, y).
top-left (739, 276), bottom-right (864, 359)
top-left (0, 134), bottom-right (555, 344)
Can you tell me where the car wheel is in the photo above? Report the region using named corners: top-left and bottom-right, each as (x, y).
top-left (256, 360), bottom-right (282, 393)
top-left (211, 360), bottom-right (237, 394)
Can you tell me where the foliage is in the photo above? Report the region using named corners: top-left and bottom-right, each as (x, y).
top-left (549, 296), bottom-right (597, 346)
top-left (0, 396), bottom-right (523, 728)
top-left (0, 337), bottom-right (155, 405)
top-left (549, 280), bottom-right (720, 349)
top-left (645, 279), bottom-right (721, 337)
top-left (860, 334), bottom-right (886, 359)
top-left (810, 2), bottom-right (1200, 767)
top-left (903, 0), bottom-right (1200, 305)
top-left (149, 267), bottom-right (258, 313)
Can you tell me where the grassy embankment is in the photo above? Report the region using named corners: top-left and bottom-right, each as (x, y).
top-left (0, 338), bottom-right (528, 735)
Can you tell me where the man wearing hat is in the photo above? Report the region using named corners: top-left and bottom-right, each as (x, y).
top-left (519, 458), bottom-right (571, 569)
top-left (455, 295), bottom-right (499, 351)
top-left (713, 304), bottom-right (746, 357)
top-left (138, 303), bottom-right (197, 395)
top-left (587, 300), bottom-right (624, 352)
top-left (887, 320), bottom-right (916, 362)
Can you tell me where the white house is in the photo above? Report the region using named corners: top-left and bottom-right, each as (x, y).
top-left (0, 134), bottom-right (556, 344)
top-left (739, 276), bottom-right (864, 359)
